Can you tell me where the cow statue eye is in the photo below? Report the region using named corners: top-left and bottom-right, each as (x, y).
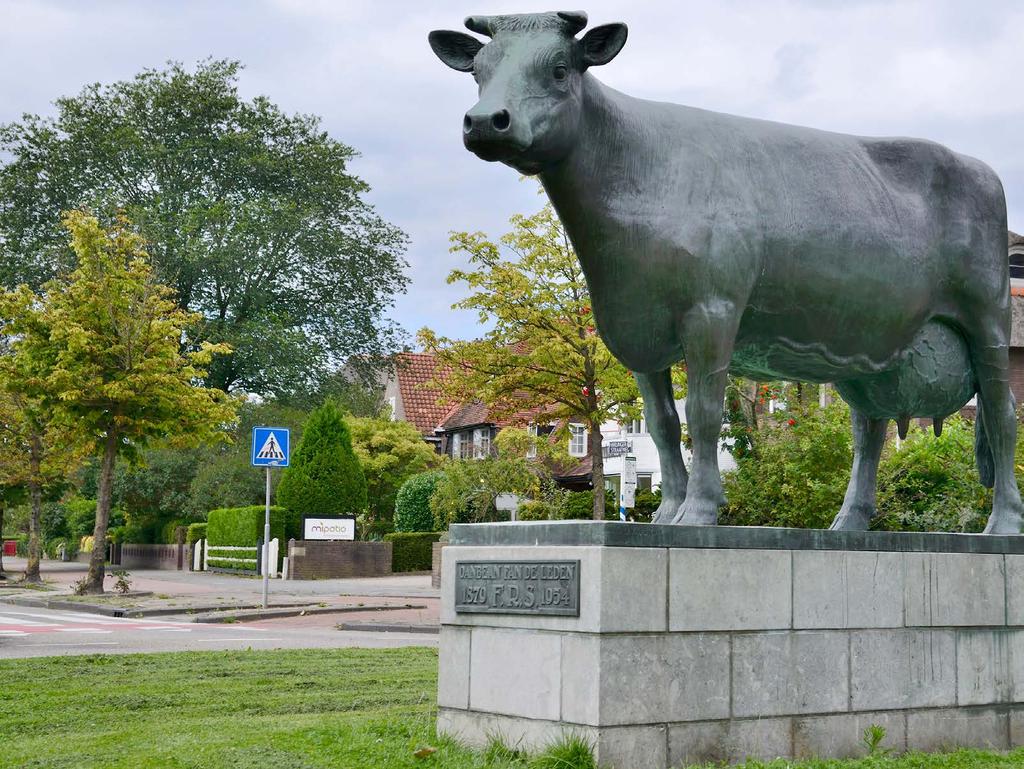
top-left (553, 64), bottom-right (568, 81)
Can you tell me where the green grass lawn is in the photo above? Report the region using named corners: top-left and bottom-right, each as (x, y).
top-left (1, 647), bottom-right (1024, 769)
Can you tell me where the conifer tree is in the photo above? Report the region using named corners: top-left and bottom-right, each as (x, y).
top-left (277, 401), bottom-right (368, 520)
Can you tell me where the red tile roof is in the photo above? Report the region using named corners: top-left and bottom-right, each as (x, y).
top-left (394, 352), bottom-right (451, 437)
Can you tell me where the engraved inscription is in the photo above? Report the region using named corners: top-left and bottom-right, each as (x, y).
top-left (454, 560), bottom-right (581, 616)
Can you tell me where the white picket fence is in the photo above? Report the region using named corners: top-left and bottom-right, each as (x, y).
top-left (196, 538), bottom-right (279, 578)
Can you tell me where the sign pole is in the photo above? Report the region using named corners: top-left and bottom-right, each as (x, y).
top-left (262, 466), bottom-right (271, 609)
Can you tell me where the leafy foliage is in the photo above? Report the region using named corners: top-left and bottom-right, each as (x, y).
top-left (874, 416), bottom-right (991, 533)
top-left (277, 401), bottom-right (368, 518)
top-left (721, 401), bottom-right (853, 529)
top-left (186, 522), bottom-right (207, 545)
top-left (348, 417), bottom-right (442, 527)
top-left (0, 212), bottom-right (236, 591)
top-left (394, 470), bottom-right (444, 532)
top-left (0, 59), bottom-right (409, 397)
top-left (383, 531), bottom-right (442, 572)
top-left (420, 202), bottom-right (643, 520)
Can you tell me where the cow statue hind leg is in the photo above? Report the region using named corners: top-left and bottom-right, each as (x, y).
top-left (636, 369), bottom-right (689, 523)
top-left (829, 410), bottom-right (888, 531)
top-left (673, 302), bottom-right (740, 525)
top-left (969, 349), bottom-right (1023, 534)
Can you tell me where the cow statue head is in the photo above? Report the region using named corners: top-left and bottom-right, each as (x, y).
top-left (429, 11), bottom-right (627, 174)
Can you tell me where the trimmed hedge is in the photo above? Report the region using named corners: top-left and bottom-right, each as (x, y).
top-left (394, 471), bottom-right (443, 532)
top-left (383, 532), bottom-right (442, 572)
top-left (206, 506), bottom-right (300, 570)
top-left (186, 522), bottom-right (207, 545)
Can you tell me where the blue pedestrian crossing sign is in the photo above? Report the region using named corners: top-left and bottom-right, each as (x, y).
top-left (252, 427), bottom-right (290, 467)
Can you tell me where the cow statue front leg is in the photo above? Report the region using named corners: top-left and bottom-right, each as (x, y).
top-left (672, 303), bottom-right (739, 525)
top-left (830, 408), bottom-right (888, 531)
top-left (636, 369), bottom-right (688, 523)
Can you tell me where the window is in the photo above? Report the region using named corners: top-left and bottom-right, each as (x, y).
top-left (387, 396), bottom-right (397, 420)
top-left (527, 424), bottom-right (538, 458)
top-left (473, 428), bottom-right (491, 459)
top-left (449, 432), bottom-right (460, 459)
top-left (459, 431), bottom-right (473, 460)
top-left (637, 474), bottom-right (653, 492)
top-left (625, 418), bottom-right (646, 435)
top-left (1012, 249), bottom-right (1024, 281)
top-left (569, 424), bottom-right (587, 457)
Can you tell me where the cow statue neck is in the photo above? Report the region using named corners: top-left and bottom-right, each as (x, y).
top-left (429, 11), bottom-right (1023, 535)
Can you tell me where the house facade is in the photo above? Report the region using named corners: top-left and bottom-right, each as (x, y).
top-left (384, 351), bottom-right (734, 498)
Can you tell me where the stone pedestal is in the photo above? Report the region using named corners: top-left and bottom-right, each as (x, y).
top-left (437, 521), bottom-right (1024, 768)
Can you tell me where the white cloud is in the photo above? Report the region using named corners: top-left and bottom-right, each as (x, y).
top-left (1, 0), bottom-right (1022, 342)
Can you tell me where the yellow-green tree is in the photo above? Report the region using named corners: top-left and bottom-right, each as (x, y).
top-left (0, 389), bottom-right (86, 582)
top-left (0, 212), bottom-right (236, 593)
top-left (419, 204), bottom-right (641, 520)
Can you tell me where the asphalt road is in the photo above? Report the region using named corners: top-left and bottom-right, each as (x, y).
top-left (0, 605), bottom-right (437, 659)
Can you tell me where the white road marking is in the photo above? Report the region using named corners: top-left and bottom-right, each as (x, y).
top-left (23, 642), bottom-right (119, 647)
top-left (194, 637), bottom-right (285, 642)
top-left (0, 630), bottom-right (27, 636)
top-left (140, 627), bottom-right (192, 632)
top-left (56, 628), bottom-right (113, 634)
top-left (0, 614), bottom-right (55, 626)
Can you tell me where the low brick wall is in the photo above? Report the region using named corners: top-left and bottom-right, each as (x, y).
top-left (431, 542), bottom-right (446, 588)
top-left (287, 540), bottom-right (392, 580)
top-left (117, 543), bottom-right (184, 570)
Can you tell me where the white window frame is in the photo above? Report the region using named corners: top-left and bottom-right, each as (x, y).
top-left (526, 424), bottom-right (538, 459)
top-left (569, 423), bottom-right (587, 457)
top-left (450, 432), bottom-right (460, 459)
top-left (625, 418), bottom-right (646, 435)
top-left (473, 428), bottom-right (490, 459)
top-left (387, 396), bottom-right (397, 420)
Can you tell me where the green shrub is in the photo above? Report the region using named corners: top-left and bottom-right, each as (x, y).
top-left (160, 518), bottom-right (188, 544)
top-left (559, 489), bottom-right (617, 520)
top-left (383, 531), bottom-right (442, 572)
top-left (14, 534), bottom-right (28, 557)
top-left (874, 415), bottom-right (990, 533)
top-left (186, 522), bottom-right (208, 545)
top-left (630, 488), bottom-right (660, 523)
top-left (516, 499), bottom-right (554, 520)
top-left (721, 401), bottom-right (852, 529)
top-left (278, 401), bottom-right (368, 519)
top-left (65, 498), bottom-right (97, 539)
top-left (206, 505), bottom-right (296, 570)
top-left (394, 471), bottom-right (443, 532)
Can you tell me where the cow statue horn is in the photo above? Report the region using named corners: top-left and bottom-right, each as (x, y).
top-left (557, 10), bottom-right (588, 35)
top-left (464, 15), bottom-right (494, 36)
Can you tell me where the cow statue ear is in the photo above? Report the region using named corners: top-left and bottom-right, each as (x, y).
top-left (580, 23), bottom-right (628, 67)
top-left (428, 30), bottom-right (484, 73)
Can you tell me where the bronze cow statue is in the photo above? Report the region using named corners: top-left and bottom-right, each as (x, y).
top-left (429, 11), bottom-right (1022, 534)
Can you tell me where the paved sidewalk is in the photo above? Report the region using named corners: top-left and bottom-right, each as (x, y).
top-left (0, 557), bottom-right (440, 631)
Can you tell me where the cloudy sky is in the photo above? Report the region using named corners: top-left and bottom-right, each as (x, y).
top-left (1, 0), bottom-right (1022, 343)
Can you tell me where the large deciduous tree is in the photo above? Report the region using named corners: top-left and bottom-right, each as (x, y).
top-left (0, 59), bottom-right (408, 397)
top-left (1, 212), bottom-right (236, 593)
top-left (419, 204), bottom-right (641, 520)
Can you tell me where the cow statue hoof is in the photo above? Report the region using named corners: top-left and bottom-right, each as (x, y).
top-left (651, 496), bottom-right (686, 524)
top-left (829, 504), bottom-right (874, 532)
top-left (672, 498), bottom-right (719, 526)
top-left (983, 508), bottom-right (1023, 535)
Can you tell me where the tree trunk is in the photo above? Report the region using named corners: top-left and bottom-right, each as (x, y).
top-left (0, 501), bottom-right (6, 578)
top-left (24, 436), bottom-right (44, 583)
top-left (85, 431), bottom-right (119, 594)
top-left (590, 421), bottom-right (605, 521)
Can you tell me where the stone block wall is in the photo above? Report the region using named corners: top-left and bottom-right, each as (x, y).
top-left (287, 540), bottom-right (392, 580)
top-left (438, 523), bottom-right (1024, 769)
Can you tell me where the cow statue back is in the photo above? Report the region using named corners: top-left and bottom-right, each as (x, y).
top-left (429, 11), bottom-right (1022, 534)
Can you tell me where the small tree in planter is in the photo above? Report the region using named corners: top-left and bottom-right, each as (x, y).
top-left (277, 401), bottom-right (368, 522)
